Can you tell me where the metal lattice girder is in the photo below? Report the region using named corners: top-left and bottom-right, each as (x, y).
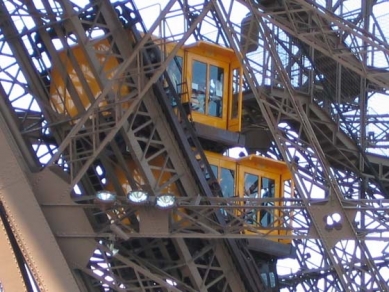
top-left (52, 3), bottom-right (261, 289)
top-left (238, 0), bottom-right (389, 179)
top-left (46, 196), bottom-right (389, 240)
top-left (244, 86), bottom-right (363, 172)
top-left (0, 0), bottom-right (259, 290)
top-left (77, 238), bottom-right (244, 292)
top-left (237, 1), bottom-right (389, 194)
top-left (1, 0), bottom-right (389, 291)
top-left (243, 0), bottom-right (389, 89)
top-left (83, 243), bottom-right (185, 292)
top-left (211, 0), bottom-right (389, 291)
top-left (220, 3), bottom-right (387, 290)
top-left (40, 0), bottom-right (214, 188)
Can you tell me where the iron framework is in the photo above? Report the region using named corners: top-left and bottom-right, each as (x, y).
top-left (0, 0), bottom-right (388, 291)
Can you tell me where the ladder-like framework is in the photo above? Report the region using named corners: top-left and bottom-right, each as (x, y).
top-left (0, 0), bottom-right (388, 291)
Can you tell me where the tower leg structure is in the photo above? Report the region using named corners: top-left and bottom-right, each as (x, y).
top-left (0, 0), bottom-right (388, 291)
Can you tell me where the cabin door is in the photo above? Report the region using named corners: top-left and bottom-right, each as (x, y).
top-left (237, 165), bottom-right (280, 229)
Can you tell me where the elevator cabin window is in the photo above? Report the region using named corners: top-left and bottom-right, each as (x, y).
top-left (231, 68), bottom-right (240, 120)
top-left (191, 60), bottom-right (224, 118)
top-left (167, 56), bottom-right (183, 93)
top-left (210, 162), bottom-right (235, 218)
top-left (244, 173), bottom-right (275, 227)
top-left (260, 177), bottom-right (275, 227)
top-left (210, 164), bottom-right (235, 198)
top-left (184, 41), bottom-right (241, 131)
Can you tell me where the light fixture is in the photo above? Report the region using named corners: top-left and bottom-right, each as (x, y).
top-left (155, 194), bottom-right (176, 209)
top-left (95, 190), bottom-right (116, 203)
top-left (127, 190), bottom-right (149, 204)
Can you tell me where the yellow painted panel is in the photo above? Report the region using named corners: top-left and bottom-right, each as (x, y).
top-left (50, 38), bottom-right (130, 117)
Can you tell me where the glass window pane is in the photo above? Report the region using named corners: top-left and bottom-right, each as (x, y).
top-left (167, 56), bottom-right (182, 92)
top-left (208, 65), bottom-right (223, 117)
top-left (260, 273), bottom-right (268, 287)
top-left (231, 68), bottom-right (240, 119)
top-left (261, 177), bottom-right (275, 198)
top-left (269, 272), bottom-right (276, 288)
top-left (167, 56), bottom-right (183, 107)
top-left (260, 177), bottom-right (275, 227)
top-left (244, 172), bottom-right (259, 224)
top-left (191, 60), bottom-right (206, 114)
top-left (210, 164), bottom-right (218, 178)
top-left (244, 173), bottom-right (259, 196)
top-left (220, 168), bottom-right (235, 197)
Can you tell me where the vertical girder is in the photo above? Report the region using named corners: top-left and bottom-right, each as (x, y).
top-left (0, 0), bottom-right (254, 290)
top-left (0, 204), bottom-right (27, 292)
top-left (243, 0), bottom-right (389, 89)
top-left (0, 109), bottom-right (80, 292)
top-left (214, 0), bottom-right (389, 290)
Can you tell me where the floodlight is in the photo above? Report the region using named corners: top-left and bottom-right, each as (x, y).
top-left (127, 190), bottom-right (149, 204)
top-left (156, 194), bottom-right (176, 209)
top-left (95, 191), bottom-right (116, 203)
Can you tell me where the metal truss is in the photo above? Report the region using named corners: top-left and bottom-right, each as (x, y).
top-left (47, 195), bottom-right (389, 240)
top-left (229, 0), bottom-right (389, 290)
top-left (76, 238), bottom-right (244, 292)
top-left (243, 0), bottom-right (389, 88)
top-left (0, 0), bottom-right (388, 291)
top-left (0, 0), bottom-right (257, 291)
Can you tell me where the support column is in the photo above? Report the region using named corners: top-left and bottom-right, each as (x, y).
top-left (0, 207), bottom-right (27, 292)
top-left (0, 115), bottom-right (80, 292)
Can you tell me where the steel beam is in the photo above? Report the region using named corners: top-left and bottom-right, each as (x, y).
top-left (213, 1), bottom-right (388, 290)
top-left (242, 0), bottom-right (389, 89)
top-left (0, 109), bottom-right (80, 292)
top-left (0, 206), bottom-right (27, 292)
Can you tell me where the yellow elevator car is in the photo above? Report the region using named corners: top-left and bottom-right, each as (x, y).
top-left (49, 36), bottom-right (293, 243)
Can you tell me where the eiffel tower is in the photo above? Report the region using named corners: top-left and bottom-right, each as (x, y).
top-left (0, 1), bottom-right (388, 291)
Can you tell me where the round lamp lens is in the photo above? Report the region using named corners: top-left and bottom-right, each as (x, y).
top-left (156, 194), bottom-right (176, 208)
top-left (96, 191), bottom-right (116, 203)
top-left (127, 190), bottom-right (149, 204)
